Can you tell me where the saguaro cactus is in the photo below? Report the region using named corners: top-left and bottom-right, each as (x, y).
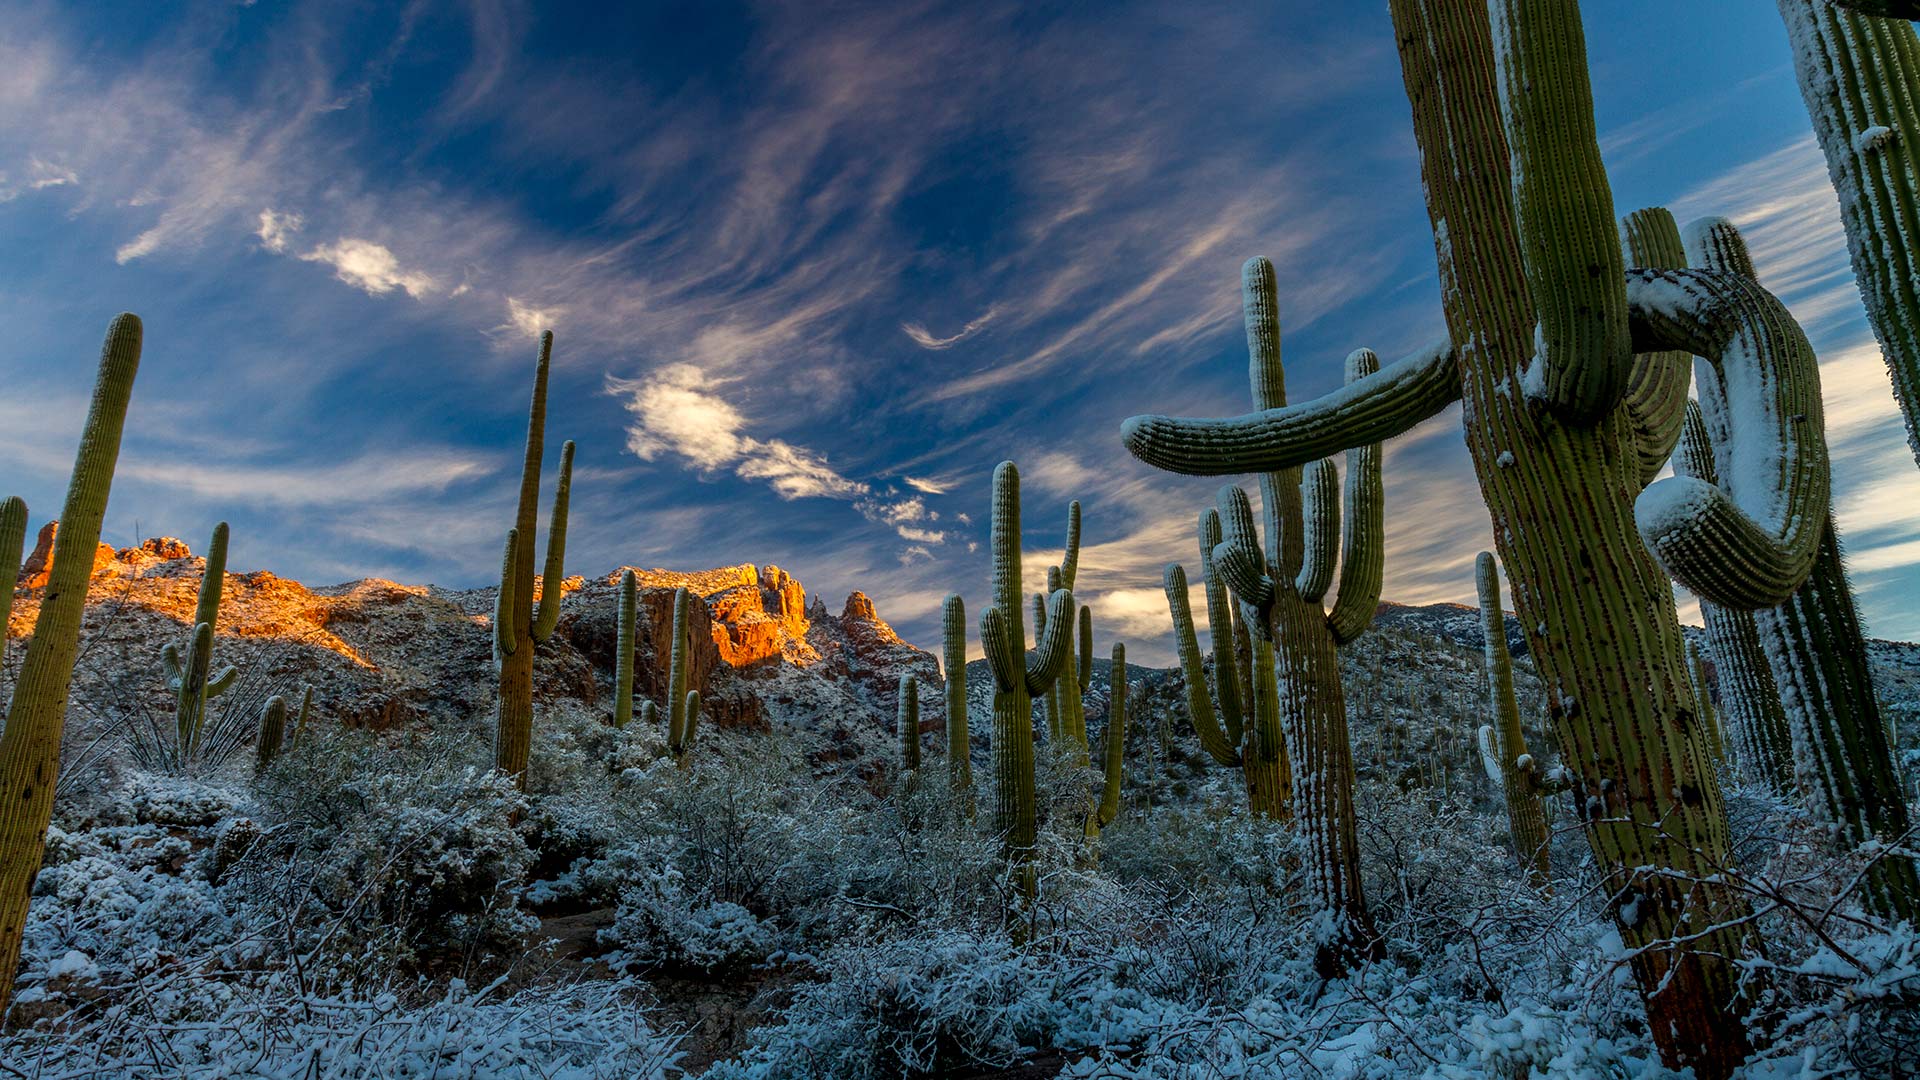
top-left (255, 695), bottom-right (288, 771)
top-left (1685, 642), bottom-right (1725, 760)
top-left (613, 570), bottom-right (637, 728)
top-left (1681, 216), bottom-right (1920, 922)
top-left (1086, 642), bottom-right (1127, 839)
top-left (942, 594), bottom-right (973, 810)
top-left (1122, 3), bottom-right (1781, 1069)
top-left (979, 462), bottom-right (1075, 906)
top-left (664, 587), bottom-right (700, 767)
top-left (493, 332), bottom-right (574, 787)
top-left (1475, 552), bottom-right (1556, 887)
top-left (290, 686), bottom-right (313, 751)
top-left (1779, 0), bottom-right (1920, 466)
top-left (898, 674), bottom-right (921, 774)
top-left (0, 313), bottom-right (141, 1013)
top-left (162, 522), bottom-right (238, 757)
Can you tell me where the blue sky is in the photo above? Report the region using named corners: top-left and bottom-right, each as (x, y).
top-left (2, 0), bottom-right (1916, 664)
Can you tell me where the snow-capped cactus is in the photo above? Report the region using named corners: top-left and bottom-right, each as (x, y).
top-left (1779, 0), bottom-right (1920, 467)
top-left (613, 570), bottom-right (637, 728)
top-left (897, 673), bottom-right (920, 774)
top-left (255, 695), bottom-right (287, 771)
top-left (493, 331), bottom-right (574, 787)
top-left (162, 522), bottom-right (238, 756)
top-left (1476, 552), bottom-right (1555, 887)
top-left (1121, 3), bottom-right (1783, 1069)
top-left (979, 461), bottom-right (1077, 909)
top-left (0, 313), bottom-right (141, 1014)
top-left (941, 593), bottom-right (973, 812)
top-left (1681, 216), bottom-right (1919, 921)
top-left (1617, 208), bottom-right (1693, 487)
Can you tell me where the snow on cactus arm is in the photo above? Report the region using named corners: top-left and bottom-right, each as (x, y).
top-left (1627, 267), bottom-right (1828, 609)
top-left (1491, 0), bottom-right (1632, 424)
top-left (1295, 459), bottom-right (1339, 603)
top-left (1619, 207), bottom-right (1694, 486)
top-left (1120, 337), bottom-right (1460, 475)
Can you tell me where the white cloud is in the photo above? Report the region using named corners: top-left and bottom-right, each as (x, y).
top-left (903, 475), bottom-right (951, 494)
top-left (299, 237), bottom-right (437, 298)
top-left (902, 306), bottom-right (997, 349)
top-left (503, 296), bottom-right (560, 337)
top-left (256, 208), bottom-right (302, 253)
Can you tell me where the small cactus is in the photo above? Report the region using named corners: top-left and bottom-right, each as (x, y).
top-left (255, 695), bottom-right (288, 771)
top-left (1475, 552), bottom-right (1554, 887)
top-left (290, 686), bottom-right (313, 751)
top-left (665, 587), bottom-right (700, 766)
top-left (162, 522), bottom-right (238, 757)
top-left (898, 674), bottom-right (920, 774)
top-left (942, 594), bottom-right (973, 813)
top-left (613, 570), bottom-right (637, 727)
top-left (1087, 643), bottom-right (1127, 836)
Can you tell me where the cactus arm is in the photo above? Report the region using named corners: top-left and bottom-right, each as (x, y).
top-left (1326, 349), bottom-right (1385, 644)
top-left (256, 695), bottom-right (287, 771)
top-left (1120, 336), bottom-right (1460, 476)
top-left (193, 522), bottom-right (229, 636)
top-left (1295, 460), bottom-right (1339, 603)
top-left (0, 497), bottom-right (22, 634)
top-left (1618, 208), bottom-right (1693, 486)
top-left (1024, 589), bottom-right (1075, 696)
top-left (161, 643), bottom-right (184, 690)
top-left (174, 622), bottom-right (214, 753)
top-left (1477, 550), bottom-right (1550, 885)
top-left (898, 674), bottom-right (920, 772)
top-left (1058, 502), bottom-right (1081, 591)
top-left (1033, 591), bottom-right (1062, 740)
top-left (1491, 0), bottom-right (1632, 424)
top-left (1095, 642), bottom-right (1126, 829)
top-left (942, 594), bottom-right (972, 804)
top-left (613, 569), bottom-right (636, 728)
top-left (205, 665), bottom-right (238, 698)
top-left (988, 462), bottom-right (1027, 660)
top-left (494, 529), bottom-right (519, 665)
top-left (1211, 485), bottom-right (1275, 616)
top-left (676, 689), bottom-right (700, 767)
top-left (1627, 266), bottom-right (1829, 609)
top-left (1477, 725), bottom-right (1503, 784)
top-left (1162, 564), bottom-right (1241, 766)
top-left (980, 608), bottom-right (1017, 693)
top-left (532, 440), bottom-right (573, 642)
top-left (1076, 605), bottom-right (1093, 695)
top-left (667, 587), bottom-right (690, 750)
top-left (1196, 509), bottom-right (1248, 744)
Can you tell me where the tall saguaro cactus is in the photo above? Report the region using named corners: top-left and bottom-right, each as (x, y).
top-left (0, 314), bottom-right (141, 1013)
top-left (1779, 0), bottom-right (1920, 467)
top-left (1475, 552), bottom-right (1555, 887)
top-left (1086, 642), bottom-right (1127, 839)
top-left (897, 674), bottom-right (921, 774)
top-left (1681, 216), bottom-right (1920, 922)
top-left (493, 332), bottom-right (573, 787)
top-left (162, 521), bottom-right (238, 757)
top-left (664, 587), bottom-right (700, 767)
top-left (941, 594), bottom-right (973, 812)
top-left (979, 462), bottom-right (1075, 907)
top-left (613, 570), bottom-right (637, 728)
top-left (1121, 2), bottom-right (1785, 1070)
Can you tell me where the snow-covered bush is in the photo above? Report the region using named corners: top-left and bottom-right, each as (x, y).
top-left (603, 861), bottom-right (774, 973)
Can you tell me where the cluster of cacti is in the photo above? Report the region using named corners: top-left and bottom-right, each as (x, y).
top-left (1155, 257), bottom-right (1386, 976)
top-left (1123, 1), bottom-right (1791, 1068)
top-left (0, 313), bottom-right (142, 1013)
top-left (492, 331), bottom-right (573, 788)
top-left (941, 593), bottom-right (973, 814)
top-left (1779, 0), bottom-right (1920, 467)
top-left (978, 461), bottom-right (1077, 909)
top-left (162, 522), bottom-right (238, 759)
top-left (1674, 217), bottom-right (1920, 922)
top-left (897, 673), bottom-right (920, 774)
top-left (1474, 552), bottom-right (1559, 888)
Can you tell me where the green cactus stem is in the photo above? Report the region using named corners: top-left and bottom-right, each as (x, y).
top-left (0, 497), bottom-right (24, 634)
top-left (1089, 642), bottom-right (1127, 834)
top-left (163, 522), bottom-right (237, 756)
top-left (641, 699), bottom-right (659, 728)
top-left (0, 313), bottom-right (141, 1013)
top-left (1685, 641), bottom-right (1725, 760)
top-left (1779, 0), bottom-right (1920, 466)
top-left (1683, 215), bottom-right (1920, 922)
top-left (1476, 552), bottom-right (1554, 886)
top-left (898, 673), bottom-right (921, 774)
top-left (980, 461), bottom-right (1076, 912)
top-left (613, 570), bottom-right (637, 728)
top-left (942, 594), bottom-right (973, 812)
top-left (256, 695), bottom-right (287, 771)
top-left (665, 587), bottom-right (695, 762)
top-left (1673, 403), bottom-right (1796, 796)
top-left (1195, 510), bottom-right (1248, 747)
top-left (1618, 208), bottom-right (1693, 487)
top-left (291, 686), bottom-right (313, 751)
top-left (493, 331), bottom-right (574, 788)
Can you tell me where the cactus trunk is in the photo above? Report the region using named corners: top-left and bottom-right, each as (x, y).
top-left (942, 594), bottom-right (973, 813)
top-left (256, 695), bottom-right (287, 771)
top-left (1476, 553), bottom-right (1552, 887)
top-left (0, 314), bottom-right (141, 1013)
top-left (613, 570), bottom-right (637, 728)
top-left (897, 674), bottom-right (920, 774)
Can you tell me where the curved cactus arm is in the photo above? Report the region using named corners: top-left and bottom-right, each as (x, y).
top-left (1032, 591), bottom-right (1062, 739)
top-left (674, 689), bottom-right (700, 765)
top-left (1095, 642), bottom-right (1127, 829)
top-left (1327, 349), bottom-right (1385, 644)
top-left (613, 569), bottom-right (636, 728)
top-left (1211, 486), bottom-right (1275, 616)
top-left (1628, 266), bottom-right (1829, 609)
top-left (1492, 0), bottom-right (1631, 424)
top-left (1058, 501), bottom-right (1081, 591)
top-left (494, 528), bottom-right (519, 666)
top-left (898, 673), bottom-right (921, 772)
top-left (1163, 564), bottom-right (1241, 766)
top-left (1197, 509), bottom-right (1248, 742)
top-left (0, 497), bottom-right (22, 633)
top-left (1295, 460), bottom-right (1339, 603)
top-left (205, 665), bottom-right (239, 698)
top-left (1477, 724), bottom-right (1503, 784)
top-left (1619, 208), bottom-right (1694, 486)
top-left (1121, 337), bottom-right (1460, 477)
top-left (1076, 605), bottom-right (1093, 694)
top-left (161, 643), bottom-right (184, 690)
top-left (532, 440), bottom-right (574, 642)
top-left (194, 522), bottom-right (229, 637)
top-left (1025, 589), bottom-right (1075, 695)
top-left (980, 608), bottom-right (1017, 693)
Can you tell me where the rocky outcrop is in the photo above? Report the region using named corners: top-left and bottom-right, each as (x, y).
top-left (808, 591), bottom-right (939, 710)
top-left (15, 520), bottom-right (116, 590)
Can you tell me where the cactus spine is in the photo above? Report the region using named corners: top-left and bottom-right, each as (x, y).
top-left (162, 522), bottom-right (238, 757)
top-left (1475, 552), bottom-right (1553, 887)
top-left (898, 674), bottom-right (920, 773)
top-left (493, 331), bottom-right (573, 787)
top-left (979, 462), bottom-right (1075, 909)
top-left (256, 695), bottom-right (287, 771)
top-left (665, 587), bottom-right (700, 766)
top-left (1780, 0), bottom-right (1920, 467)
top-left (0, 313), bottom-right (141, 1013)
top-left (1682, 216), bottom-right (1920, 921)
top-left (1123, 2), bottom-right (1785, 1067)
top-left (613, 570), bottom-right (637, 728)
top-left (941, 594), bottom-right (973, 811)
